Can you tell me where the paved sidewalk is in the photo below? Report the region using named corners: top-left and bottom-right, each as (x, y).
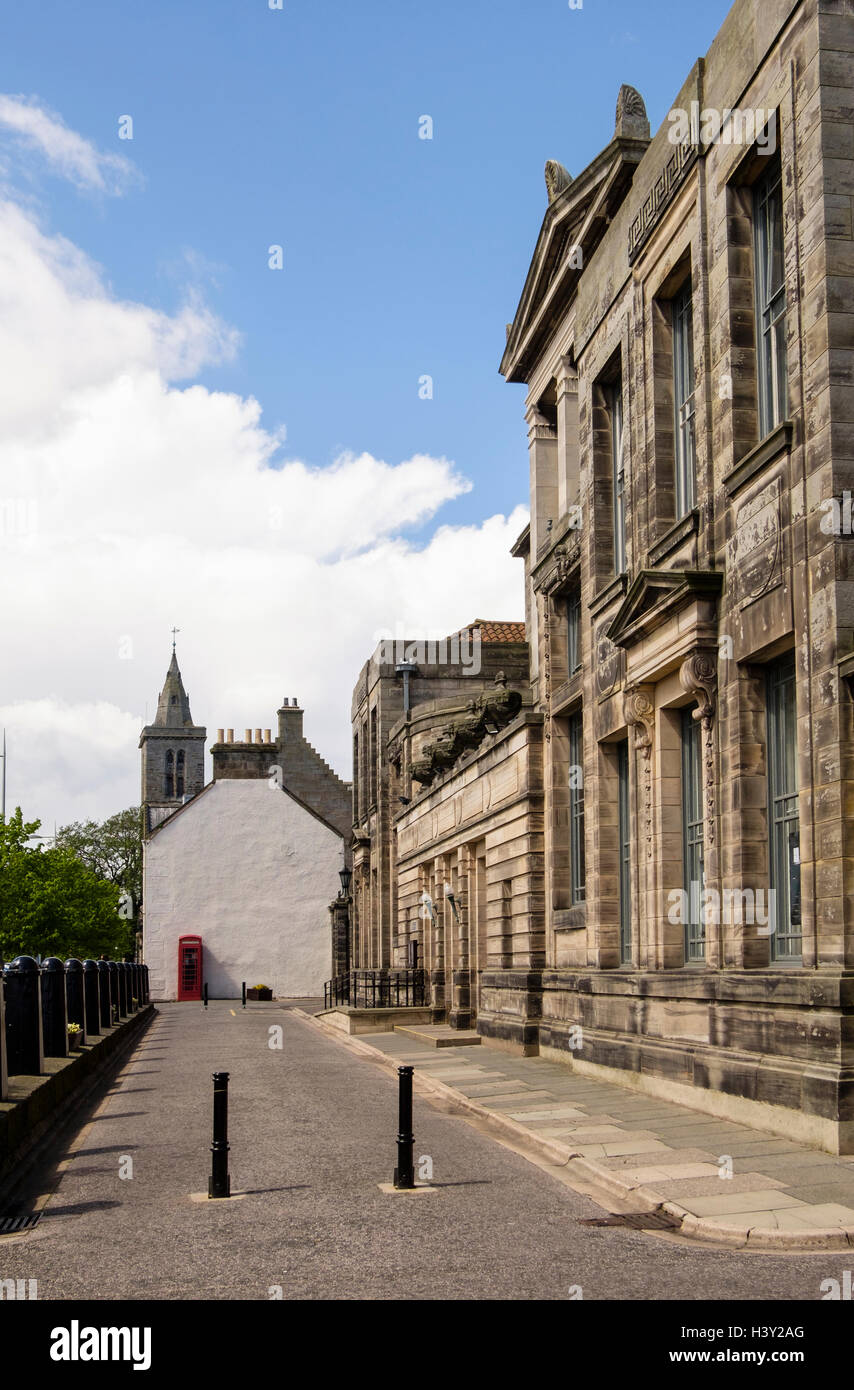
top-left (310, 1018), bottom-right (854, 1250)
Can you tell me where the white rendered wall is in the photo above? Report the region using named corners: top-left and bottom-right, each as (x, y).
top-left (143, 780), bottom-right (342, 1000)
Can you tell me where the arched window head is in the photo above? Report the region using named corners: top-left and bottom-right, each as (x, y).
top-left (165, 749), bottom-right (174, 799)
top-left (176, 750), bottom-right (185, 799)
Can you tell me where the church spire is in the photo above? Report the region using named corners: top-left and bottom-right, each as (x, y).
top-left (153, 642), bottom-right (195, 728)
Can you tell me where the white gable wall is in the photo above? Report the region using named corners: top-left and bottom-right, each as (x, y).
top-left (143, 780), bottom-right (341, 999)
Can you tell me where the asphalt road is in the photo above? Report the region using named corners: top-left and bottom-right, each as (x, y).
top-left (0, 1003), bottom-right (843, 1301)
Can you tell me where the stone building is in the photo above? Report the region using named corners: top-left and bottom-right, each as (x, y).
top-left (388, 0), bottom-right (854, 1153)
top-left (141, 652), bottom-right (351, 999)
top-left (347, 621), bottom-right (527, 984)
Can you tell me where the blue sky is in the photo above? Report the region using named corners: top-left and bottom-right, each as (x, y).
top-left (4, 0), bottom-right (732, 530)
top-left (0, 0), bottom-right (736, 826)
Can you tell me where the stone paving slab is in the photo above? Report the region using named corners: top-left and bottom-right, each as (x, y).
top-left (650, 1174), bottom-right (787, 1199)
top-left (357, 1024), bottom-right (854, 1250)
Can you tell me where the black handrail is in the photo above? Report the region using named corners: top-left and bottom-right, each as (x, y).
top-left (323, 968), bottom-right (427, 1010)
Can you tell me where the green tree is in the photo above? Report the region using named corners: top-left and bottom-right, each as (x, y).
top-left (54, 806), bottom-right (142, 917)
top-left (0, 808), bottom-right (133, 962)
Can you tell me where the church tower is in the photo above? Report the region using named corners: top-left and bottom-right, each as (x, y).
top-left (139, 641), bottom-right (206, 836)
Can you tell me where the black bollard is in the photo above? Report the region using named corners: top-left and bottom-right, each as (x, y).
top-left (97, 961), bottom-right (111, 1028)
top-left (242, 981), bottom-right (246, 1010)
top-left (64, 959), bottom-right (87, 1043)
top-left (203, 982), bottom-right (208, 1009)
top-left (140, 963), bottom-right (149, 1005)
top-left (133, 961), bottom-right (142, 1008)
top-left (3, 957), bottom-right (43, 1077)
top-left (0, 971), bottom-right (7, 1101)
top-left (107, 960), bottom-right (120, 1025)
top-left (41, 958), bottom-right (69, 1057)
top-left (83, 960), bottom-right (101, 1037)
top-left (208, 1071), bottom-right (231, 1198)
top-left (117, 962), bottom-right (129, 1018)
top-left (393, 1065), bottom-right (416, 1190)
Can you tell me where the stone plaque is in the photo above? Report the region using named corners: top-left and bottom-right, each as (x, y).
top-left (727, 478), bottom-right (781, 608)
top-left (596, 623), bottom-right (620, 698)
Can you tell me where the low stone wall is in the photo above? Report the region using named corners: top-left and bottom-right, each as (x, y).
top-left (0, 1005), bottom-right (155, 1195)
top-left (476, 966), bottom-right (854, 1154)
top-left (317, 1007), bottom-right (433, 1035)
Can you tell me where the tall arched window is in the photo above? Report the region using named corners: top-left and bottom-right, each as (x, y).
top-left (176, 750), bottom-right (185, 798)
top-left (164, 750), bottom-right (174, 799)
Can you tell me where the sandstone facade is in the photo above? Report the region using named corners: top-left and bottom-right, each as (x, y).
top-left (356, 0), bottom-right (854, 1153)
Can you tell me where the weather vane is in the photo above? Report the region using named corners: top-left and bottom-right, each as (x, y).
top-left (171, 626), bottom-right (180, 651)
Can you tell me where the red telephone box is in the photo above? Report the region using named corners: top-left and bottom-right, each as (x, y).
top-left (177, 935), bottom-right (203, 1001)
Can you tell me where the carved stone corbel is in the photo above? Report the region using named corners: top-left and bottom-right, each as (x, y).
top-left (623, 684), bottom-right (655, 757)
top-left (679, 650), bottom-right (718, 846)
top-left (679, 650), bottom-right (717, 728)
top-left (623, 683), bottom-right (655, 860)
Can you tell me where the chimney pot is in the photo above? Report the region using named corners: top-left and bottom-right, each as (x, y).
top-left (244, 728), bottom-right (251, 743)
top-left (255, 728), bottom-right (262, 744)
top-left (227, 728), bottom-right (234, 743)
top-left (264, 729), bottom-right (272, 742)
top-left (217, 728), bottom-right (224, 743)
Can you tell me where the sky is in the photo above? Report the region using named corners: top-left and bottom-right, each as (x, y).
top-left (0, 0), bottom-right (733, 830)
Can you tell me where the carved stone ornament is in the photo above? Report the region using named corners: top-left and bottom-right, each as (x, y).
top-left (623, 683), bottom-right (655, 861)
top-left (410, 673), bottom-right (523, 787)
top-left (544, 160), bottom-right (572, 203)
top-left (623, 684), bottom-right (655, 757)
top-left (679, 651), bottom-right (717, 726)
top-left (679, 651), bottom-right (718, 846)
top-left (615, 84), bottom-right (650, 141)
top-left (542, 595), bottom-right (552, 743)
top-left (539, 540), bottom-right (581, 597)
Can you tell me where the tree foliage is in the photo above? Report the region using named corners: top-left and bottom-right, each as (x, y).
top-left (0, 808), bottom-right (133, 963)
top-left (54, 806), bottom-right (142, 914)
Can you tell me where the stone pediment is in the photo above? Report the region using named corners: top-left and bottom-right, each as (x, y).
top-left (500, 89), bottom-right (650, 385)
top-left (607, 569), bottom-right (723, 649)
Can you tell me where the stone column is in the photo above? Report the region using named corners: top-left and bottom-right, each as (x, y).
top-left (430, 859), bottom-right (446, 1021)
top-left (526, 403), bottom-right (558, 561)
top-left (556, 357), bottom-right (580, 521)
top-left (329, 897), bottom-right (350, 977)
top-left (449, 847), bottom-right (473, 1030)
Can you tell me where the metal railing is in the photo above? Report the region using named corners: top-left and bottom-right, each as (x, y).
top-left (323, 968), bottom-right (427, 1011)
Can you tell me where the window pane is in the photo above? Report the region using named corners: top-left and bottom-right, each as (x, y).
top-left (611, 383), bottom-right (626, 573)
top-left (767, 655), bottom-right (801, 961)
top-left (754, 160), bottom-right (787, 436)
top-left (569, 714), bottom-right (585, 904)
top-left (567, 590), bottom-right (581, 673)
top-left (673, 283), bottom-right (696, 516)
top-left (618, 740), bottom-right (631, 962)
top-left (682, 708), bottom-right (705, 962)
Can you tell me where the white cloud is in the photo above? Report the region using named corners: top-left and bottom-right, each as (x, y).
top-left (0, 196), bottom-right (527, 829)
top-left (0, 94), bottom-right (138, 194)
